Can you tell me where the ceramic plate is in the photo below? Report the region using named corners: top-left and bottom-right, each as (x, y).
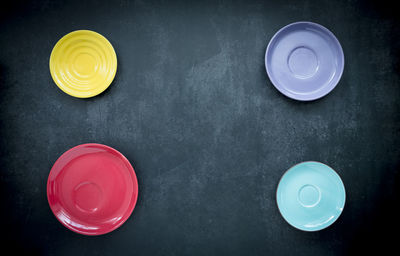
top-left (276, 161), bottom-right (345, 231)
top-left (47, 143), bottom-right (138, 235)
top-left (265, 22), bottom-right (344, 101)
top-left (49, 30), bottom-right (117, 98)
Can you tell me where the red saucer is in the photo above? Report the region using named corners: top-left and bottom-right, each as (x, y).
top-left (47, 143), bottom-right (138, 235)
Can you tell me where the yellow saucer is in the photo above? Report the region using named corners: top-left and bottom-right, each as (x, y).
top-left (50, 30), bottom-right (117, 98)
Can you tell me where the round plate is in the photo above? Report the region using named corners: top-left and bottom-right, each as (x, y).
top-left (47, 143), bottom-right (138, 235)
top-left (49, 30), bottom-right (117, 98)
top-left (276, 161), bottom-right (345, 231)
top-left (265, 22), bottom-right (344, 101)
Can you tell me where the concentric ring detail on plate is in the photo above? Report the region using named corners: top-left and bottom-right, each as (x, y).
top-left (49, 30), bottom-right (117, 98)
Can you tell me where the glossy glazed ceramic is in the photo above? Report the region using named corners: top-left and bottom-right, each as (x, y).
top-left (49, 30), bottom-right (117, 98)
top-left (47, 144), bottom-right (138, 235)
top-left (265, 22), bottom-right (344, 101)
top-left (276, 161), bottom-right (345, 231)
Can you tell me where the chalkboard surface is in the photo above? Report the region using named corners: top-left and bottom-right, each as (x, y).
top-left (1, 0), bottom-right (399, 255)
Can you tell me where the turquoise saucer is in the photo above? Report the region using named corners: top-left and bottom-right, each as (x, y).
top-left (276, 161), bottom-right (345, 231)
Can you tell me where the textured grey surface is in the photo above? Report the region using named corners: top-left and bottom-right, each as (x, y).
top-left (0, 0), bottom-right (399, 255)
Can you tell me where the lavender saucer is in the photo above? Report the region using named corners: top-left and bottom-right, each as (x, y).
top-left (265, 22), bottom-right (344, 101)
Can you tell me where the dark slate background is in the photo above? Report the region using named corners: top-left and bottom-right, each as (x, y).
top-left (1, 0), bottom-right (399, 255)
